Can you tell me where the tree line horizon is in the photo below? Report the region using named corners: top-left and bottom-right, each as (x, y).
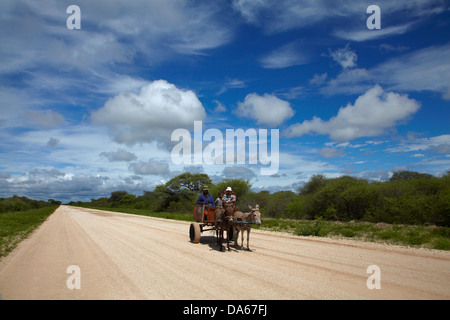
top-left (66, 170), bottom-right (450, 227)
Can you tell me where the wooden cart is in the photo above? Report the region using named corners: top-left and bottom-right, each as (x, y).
top-left (189, 205), bottom-right (237, 244)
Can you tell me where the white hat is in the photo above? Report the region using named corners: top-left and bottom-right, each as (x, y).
top-left (226, 187), bottom-right (232, 192)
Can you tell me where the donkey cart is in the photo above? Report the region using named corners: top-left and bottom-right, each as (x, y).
top-left (189, 204), bottom-right (237, 247)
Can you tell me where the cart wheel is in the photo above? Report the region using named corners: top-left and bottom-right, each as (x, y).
top-left (189, 222), bottom-right (201, 243)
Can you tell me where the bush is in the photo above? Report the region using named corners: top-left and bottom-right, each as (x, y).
top-left (0, 195), bottom-right (55, 213)
top-left (295, 218), bottom-right (326, 237)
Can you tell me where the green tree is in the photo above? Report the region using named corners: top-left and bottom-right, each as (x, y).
top-left (309, 176), bottom-right (370, 221)
top-left (153, 173), bottom-right (212, 212)
top-left (109, 191), bottom-right (128, 203)
top-left (48, 199), bottom-right (62, 206)
top-left (263, 191), bottom-right (297, 218)
top-left (299, 174), bottom-right (328, 195)
top-left (211, 179), bottom-right (252, 200)
top-left (120, 194), bottom-right (137, 206)
top-left (390, 170), bottom-right (433, 181)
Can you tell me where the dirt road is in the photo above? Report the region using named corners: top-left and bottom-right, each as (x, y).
top-left (0, 206), bottom-right (449, 300)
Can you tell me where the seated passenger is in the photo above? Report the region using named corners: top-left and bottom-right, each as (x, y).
top-left (215, 192), bottom-right (224, 208)
top-left (197, 186), bottom-right (214, 210)
top-left (222, 187), bottom-right (236, 205)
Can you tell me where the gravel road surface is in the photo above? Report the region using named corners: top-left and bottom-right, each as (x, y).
top-left (0, 206), bottom-right (449, 300)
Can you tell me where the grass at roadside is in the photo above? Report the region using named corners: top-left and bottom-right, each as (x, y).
top-left (77, 206), bottom-right (450, 251)
top-left (260, 218), bottom-right (450, 251)
top-left (0, 206), bottom-right (59, 259)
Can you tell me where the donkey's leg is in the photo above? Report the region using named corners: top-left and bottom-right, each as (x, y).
top-left (226, 225), bottom-right (231, 251)
top-left (240, 228), bottom-right (244, 249)
top-left (219, 228), bottom-right (224, 251)
top-left (246, 228), bottom-right (251, 251)
top-left (216, 226), bottom-right (221, 246)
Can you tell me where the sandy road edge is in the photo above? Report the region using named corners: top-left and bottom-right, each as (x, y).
top-left (0, 207), bottom-right (60, 276)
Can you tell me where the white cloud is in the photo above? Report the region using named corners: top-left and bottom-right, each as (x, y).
top-left (260, 42), bottom-right (309, 69)
top-left (236, 93), bottom-right (295, 127)
top-left (310, 73), bottom-right (328, 85)
top-left (0, 0), bottom-right (235, 125)
top-left (318, 148), bottom-right (345, 158)
top-left (129, 159), bottom-right (171, 176)
top-left (321, 44), bottom-right (450, 99)
top-left (329, 45), bottom-right (357, 69)
top-left (379, 44), bottom-right (409, 54)
top-left (374, 44), bottom-right (450, 99)
top-left (386, 135), bottom-right (450, 153)
top-left (100, 149), bottom-right (137, 162)
top-left (284, 85), bottom-right (421, 142)
top-left (0, 168), bottom-right (159, 203)
top-left (218, 79), bottom-right (247, 95)
top-left (24, 110), bottom-right (65, 129)
top-left (222, 166), bottom-right (257, 180)
top-left (333, 23), bottom-right (415, 42)
top-left (232, 0), bottom-right (360, 33)
top-left (212, 100), bottom-right (227, 113)
top-left (92, 80), bottom-right (206, 147)
top-left (1, 0), bottom-right (234, 72)
top-left (232, 0), bottom-right (445, 34)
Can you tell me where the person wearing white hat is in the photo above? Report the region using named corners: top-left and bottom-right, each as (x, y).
top-left (222, 187), bottom-right (236, 204)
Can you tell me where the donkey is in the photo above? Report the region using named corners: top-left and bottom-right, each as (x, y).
top-left (233, 205), bottom-right (262, 251)
top-left (214, 202), bottom-right (234, 251)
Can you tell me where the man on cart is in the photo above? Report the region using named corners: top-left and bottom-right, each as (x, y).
top-left (195, 185), bottom-right (215, 223)
top-left (222, 187), bottom-right (236, 205)
top-left (197, 185), bottom-right (215, 210)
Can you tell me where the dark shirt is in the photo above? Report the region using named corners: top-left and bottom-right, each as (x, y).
top-left (197, 193), bottom-right (214, 207)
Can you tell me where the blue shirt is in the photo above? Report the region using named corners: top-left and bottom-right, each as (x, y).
top-left (197, 193), bottom-right (214, 206)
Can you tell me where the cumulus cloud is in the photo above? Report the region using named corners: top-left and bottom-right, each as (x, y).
top-left (222, 166), bottom-right (257, 180)
top-left (284, 85), bottom-right (421, 142)
top-left (329, 45), bottom-right (357, 69)
top-left (0, 167), bottom-right (161, 203)
top-left (236, 93), bottom-right (295, 127)
top-left (0, 168), bottom-right (105, 201)
top-left (92, 80), bottom-right (206, 147)
top-left (129, 159), bottom-right (171, 176)
top-left (0, 0), bottom-right (235, 130)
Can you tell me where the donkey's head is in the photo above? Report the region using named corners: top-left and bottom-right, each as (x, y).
top-left (248, 205), bottom-right (262, 226)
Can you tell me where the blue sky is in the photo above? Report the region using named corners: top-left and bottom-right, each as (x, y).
top-left (0, 0), bottom-right (449, 202)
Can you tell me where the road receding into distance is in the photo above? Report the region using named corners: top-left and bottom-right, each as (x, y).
top-left (0, 206), bottom-right (449, 299)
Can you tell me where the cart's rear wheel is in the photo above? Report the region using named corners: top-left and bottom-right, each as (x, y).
top-left (189, 222), bottom-right (201, 243)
